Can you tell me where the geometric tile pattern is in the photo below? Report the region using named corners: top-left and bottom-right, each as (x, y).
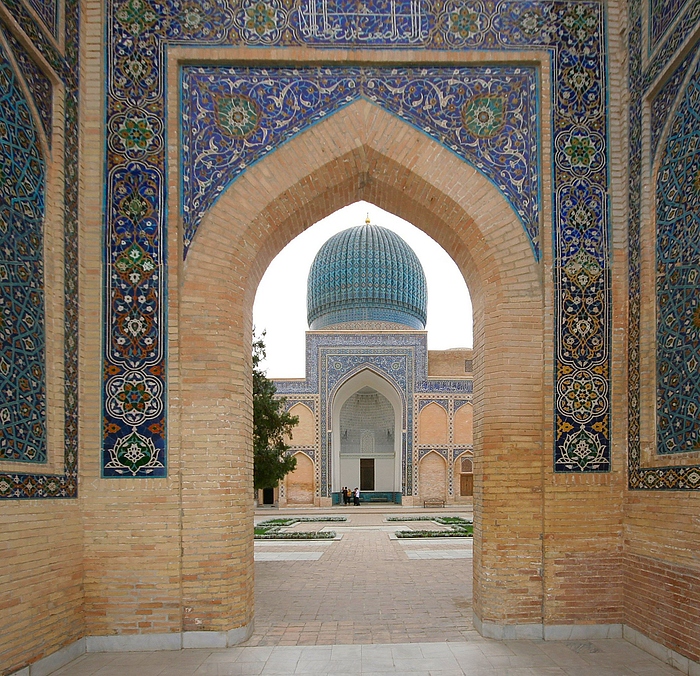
top-left (0, 0), bottom-right (80, 498)
top-left (628, 0), bottom-right (700, 489)
top-left (655, 56), bottom-right (700, 456)
top-left (649, 0), bottom-right (692, 51)
top-left (104, 0), bottom-right (611, 476)
top-left (181, 66), bottom-right (540, 258)
top-left (650, 43), bottom-right (698, 162)
top-left (26, 0), bottom-right (59, 38)
top-left (0, 37), bottom-right (46, 464)
top-left (3, 27), bottom-right (53, 146)
top-left (645, 0), bottom-right (700, 86)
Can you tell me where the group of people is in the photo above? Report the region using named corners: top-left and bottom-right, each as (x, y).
top-left (341, 487), bottom-right (360, 506)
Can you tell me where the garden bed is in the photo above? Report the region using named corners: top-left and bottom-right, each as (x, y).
top-left (386, 515), bottom-right (473, 538)
top-left (254, 516), bottom-right (347, 539)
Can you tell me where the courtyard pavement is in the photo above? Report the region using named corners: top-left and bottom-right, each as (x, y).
top-left (48, 506), bottom-right (683, 675)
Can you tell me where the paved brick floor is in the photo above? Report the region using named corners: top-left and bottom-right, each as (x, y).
top-left (45, 508), bottom-right (686, 675)
top-left (250, 510), bottom-right (474, 646)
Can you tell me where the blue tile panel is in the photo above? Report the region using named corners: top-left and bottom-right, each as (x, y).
top-left (2, 27), bottom-right (53, 147)
top-left (650, 43), bottom-right (699, 162)
top-left (655, 56), bottom-right (700, 455)
top-left (26, 0), bottom-right (58, 39)
top-left (181, 66), bottom-right (539, 258)
top-left (649, 0), bottom-right (692, 52)
top-left (104, 0), bottom-right (610, 476)
top-left (0, 0), bottom-right (79, 498)
top-left (307, 225), bottom-right (427, 330)
top-left (0, 37), bottom-right (46, 464)
top-left (628, 0), bottom-right (700, 489)
top-left (645, 1), bottom-right (700, 86)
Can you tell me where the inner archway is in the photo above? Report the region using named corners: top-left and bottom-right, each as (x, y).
top-left (333, 369), bottom-right (403, 499)
top-left (176, 98), bottom-right (546, 639)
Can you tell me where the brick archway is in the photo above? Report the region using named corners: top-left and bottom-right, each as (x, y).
top-left (176, 99), bottom-right (547, 637)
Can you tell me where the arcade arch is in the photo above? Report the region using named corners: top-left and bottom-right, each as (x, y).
top-left (176, 98), bottom-right (547, 636)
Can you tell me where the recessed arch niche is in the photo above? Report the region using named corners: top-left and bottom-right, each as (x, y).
top-left (331, 368), bottom-right (403, 494)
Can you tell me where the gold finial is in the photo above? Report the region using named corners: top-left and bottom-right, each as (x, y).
top-left (365, 213), bottom-right (371, 225)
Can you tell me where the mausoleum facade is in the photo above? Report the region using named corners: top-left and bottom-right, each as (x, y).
top-left (270, 222), bottom-right (474, 507)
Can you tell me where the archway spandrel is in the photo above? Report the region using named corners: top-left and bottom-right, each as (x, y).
top-left (186, 100), bottom-right (536, 314)
top-left (181, 68), bottom-right (541, 260)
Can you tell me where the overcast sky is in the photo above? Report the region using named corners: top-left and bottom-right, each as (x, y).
top-left (253, 201), bottom-right (473, 378)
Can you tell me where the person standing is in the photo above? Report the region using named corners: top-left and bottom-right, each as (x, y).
top-left (353, 487), bottom-right (360, 506)
top-left (342, 487), bottom-right (348, 505)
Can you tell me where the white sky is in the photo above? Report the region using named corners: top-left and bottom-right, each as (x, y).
top-left (253, 201), bottom-right (473, 378)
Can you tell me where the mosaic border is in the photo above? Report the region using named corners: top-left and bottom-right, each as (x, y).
top-left (103, 0), bottom-right (611, 477)
top-left (0, 0), bottom-right (79, 499)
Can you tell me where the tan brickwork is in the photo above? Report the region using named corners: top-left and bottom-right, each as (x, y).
top-left (285, 453), bottom-right (315, 505)
top-left (0, 503), bottom-right (84, 675)
top-left (418, 403), bottom-right (448, 445)
top-left (427, 349), bottom-right (473, 377)
top-left (418, 452), bottom-right (448, 502)
top-left (617, 0), bottom-right (699, 663)
top-left (286, 404), bottom-right (315, 447)
top-left (190, 95), bottom-right (548, 628)
top-left (454, 404), bottom-right (473, 446)
top-left (0, 7), bottom-right (84, 673)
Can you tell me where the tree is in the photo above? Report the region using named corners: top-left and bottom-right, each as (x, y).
top-left (253, 334), bottom-right (299, 491)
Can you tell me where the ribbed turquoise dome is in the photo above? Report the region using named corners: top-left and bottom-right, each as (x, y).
top-left (307, 223), bottom-right (427, 330)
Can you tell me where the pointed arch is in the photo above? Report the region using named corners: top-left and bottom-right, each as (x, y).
top-left (285, 451), bottom-right (315, 505)
top-left (175, 98), bottom-right (546, 632)
top-left (330, 367), bottom-right (403, 494)
top-left (285, 403), bottom-right (315, 447)
top-left (418, 402), bottom-right (448, 445)
top-left (418, 450), bottom-right (448, 502)
top-left (454, 403), bottom-right (474, 445)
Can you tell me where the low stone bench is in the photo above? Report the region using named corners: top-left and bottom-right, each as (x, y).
top-left (423, 499), bottom-right (446, 508)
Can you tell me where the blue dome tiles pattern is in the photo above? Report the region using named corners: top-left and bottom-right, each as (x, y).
top-left (307, 224), bottom-right (427, 331)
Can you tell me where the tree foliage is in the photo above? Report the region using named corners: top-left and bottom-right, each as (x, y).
top-left (253, 335), bottom-right (298, 491)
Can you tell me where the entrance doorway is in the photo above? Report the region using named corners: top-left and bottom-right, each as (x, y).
top-left (360, 458), bottom-right (375, 491)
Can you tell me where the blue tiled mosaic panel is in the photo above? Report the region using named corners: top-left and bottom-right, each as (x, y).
top-left (0, 0), bottom-right (79, 498)
top-left (650, 44), bottom-right (698, 162)
top-left (3, 27), bottom-right (53, 146)
top-left (105, 0), bottom-right (610, 477)
top-left (627, 0), bottom-right (700, 489)
top-left (649, 0), bottom-right (691, 51)
top-left (0, 38), bottom-right (46, 464)
top-left (645, 1), bottom-right (700, 86)
top-left (182, 66), bottom-right (539, 258)
top-left (655, 56), bottom-right (700, 455)
top-left (27, 0), bottom-right (58, 38)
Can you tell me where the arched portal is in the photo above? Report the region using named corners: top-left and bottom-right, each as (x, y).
top-left (331, 369), bottom-right (403, 497)
top-left (176, 99), bottom-right (546, 638)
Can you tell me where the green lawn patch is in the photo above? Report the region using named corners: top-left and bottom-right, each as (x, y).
top-left (254, 516), bottom-right (346, 539)
top-left (386, 515), bottom-right (474, 538)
